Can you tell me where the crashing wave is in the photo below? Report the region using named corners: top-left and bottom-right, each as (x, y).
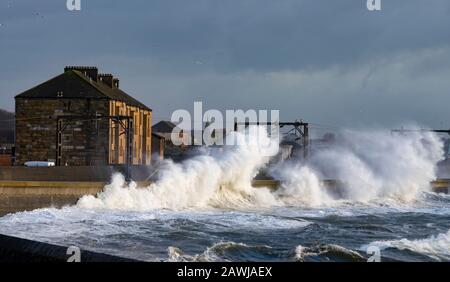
top-left (363, 229), bottom-right (450, 261)
top-left (294, 244), bottom-right (366, 262)
top-left (77, 127), bottom-right (444, 211)
top-left (167, 241), bottom-right (273, 262)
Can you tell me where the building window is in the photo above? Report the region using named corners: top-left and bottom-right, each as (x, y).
top-left (63, 134), bottom-right (72, 143)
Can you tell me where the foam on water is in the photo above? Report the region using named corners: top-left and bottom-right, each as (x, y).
top-left (363, 229), bottom-right (450, 261)
top-left (167, 241), bottom-right (275, 262)
top-left (295, 244), bottom-right (366, 262)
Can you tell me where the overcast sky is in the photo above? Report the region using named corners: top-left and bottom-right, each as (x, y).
top-left (1, 0), bottom-right (450, 130)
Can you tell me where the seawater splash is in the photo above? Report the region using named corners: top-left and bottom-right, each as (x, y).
top-left (78, 127), bottom-right (444, 211)
top-left (78, 127), bottom-right (279, 211)
top-left (274, 129), bottom-right (444, 205)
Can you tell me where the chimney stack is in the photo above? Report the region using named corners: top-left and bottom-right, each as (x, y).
top-left (98, 74), bottom-right (114, 88)
top-left (113, 78), bottom-right (119, 89)
top-left (64, 66), bottom-right (98, 81)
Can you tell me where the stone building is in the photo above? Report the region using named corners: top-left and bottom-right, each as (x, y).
top-left (15, 66), bottom-right (152, 166)
top-left (152, 120), bottom-right (190, 145)
top-left (152, 120), bottom-right (195, 162)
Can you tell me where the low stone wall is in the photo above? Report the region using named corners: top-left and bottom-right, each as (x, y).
top-left (0, 181), bottom-right (151, 216)
top-left (0, 165), bottom-right (153, 181)
top-left (0, 166), bottom-right (154, 216)
top-left (0, 181), bottom-right (104, 216)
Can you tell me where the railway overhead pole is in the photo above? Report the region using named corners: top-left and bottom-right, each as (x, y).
top-left (234, 120), bottom-right (310, 159)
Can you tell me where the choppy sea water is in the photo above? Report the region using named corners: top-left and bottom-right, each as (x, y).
top-left (0, 192), bottom-right (449, 262)
top-left (1, 128), bottom-right (449, 261)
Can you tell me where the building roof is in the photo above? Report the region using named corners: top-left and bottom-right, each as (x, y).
top-left (15, 68), bottom-right (151, 111)
top-left (152, 132), bottom-right (166, 139)
top-left (152, 120), bottom-right (178, 133)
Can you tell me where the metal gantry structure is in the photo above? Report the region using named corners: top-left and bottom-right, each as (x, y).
top-left (55, 115), bottom-right (134, 180)
top-left (392, 128), bottom-right (450, 135)
top-left (234, 120), bottom-right (310, 159)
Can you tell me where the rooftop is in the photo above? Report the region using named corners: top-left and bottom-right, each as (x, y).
top-left (15, 66), bottom-right (151, 111)
top-left (152, 121), bottom-right (178, 133)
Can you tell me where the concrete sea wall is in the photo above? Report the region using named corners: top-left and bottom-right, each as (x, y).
top-left (0, 181), bottom-right (105, 216)
top-left (0, 166), bottom-right (153, 216)
top-left (0, 165), bottom-right (152, 182)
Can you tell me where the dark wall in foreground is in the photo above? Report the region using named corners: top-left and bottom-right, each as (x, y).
top-left (0, 234), bottom-right (138, 262)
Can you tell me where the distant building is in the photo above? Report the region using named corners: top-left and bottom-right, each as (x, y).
top-left (14, 66), bottom-right (152, 166)
top-left (152, 121), bottom-right (190, 146)
top-left (151, 132), bottom-right (165, 161)
top-left (152, 120), bottom-right (192, 161)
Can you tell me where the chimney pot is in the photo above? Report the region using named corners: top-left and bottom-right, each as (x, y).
top-left (64, 66), bottom-right (98, 81)
top-left (97, 74), bottom-right (114, 88)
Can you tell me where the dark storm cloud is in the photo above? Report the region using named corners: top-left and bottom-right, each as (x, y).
top-left (1, 0), bottom-right (450, 127)
top-left (87, 0), bottom-right (450, 72)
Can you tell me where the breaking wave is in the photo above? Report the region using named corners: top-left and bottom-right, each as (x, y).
top-left (294, 244), bottom-right (366, 262)
top-left (166, 241), bottom-right (368, 262)
top-left (363, 229), bottom-right (450, 261)
top-left (77, 126), bottom-right (444, 211)
top-left (167, 241), bottom-right (274, 262)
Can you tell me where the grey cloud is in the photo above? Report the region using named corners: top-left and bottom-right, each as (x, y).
top-left (0, 0), bottom-right (450, 128)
